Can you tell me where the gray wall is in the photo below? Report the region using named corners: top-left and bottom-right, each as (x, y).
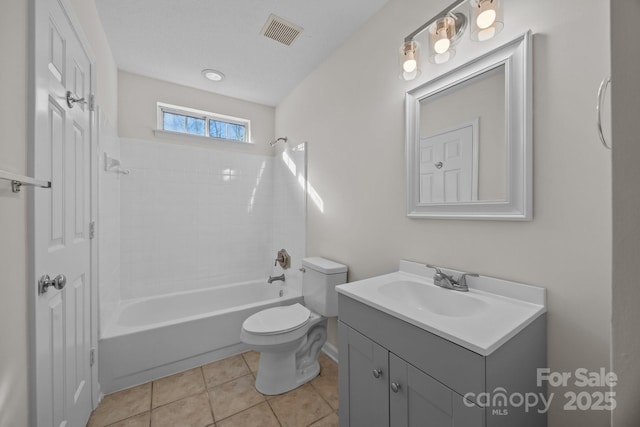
top-left (611, 1), bottom-right (640, 425)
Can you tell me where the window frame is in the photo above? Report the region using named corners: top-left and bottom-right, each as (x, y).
top-left (156, 102), bottom-right (252, 143)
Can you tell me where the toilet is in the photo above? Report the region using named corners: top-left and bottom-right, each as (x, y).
top-left (240, 257), bottom-right (347, 395)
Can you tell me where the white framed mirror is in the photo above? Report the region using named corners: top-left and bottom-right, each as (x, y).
top-left (406, 31), bottom-right (532, 220)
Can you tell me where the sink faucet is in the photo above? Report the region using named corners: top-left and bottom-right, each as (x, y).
top-left (268, 274), bottom-right (285, 284)
top-left (426, 265), bottom-right (478, 292)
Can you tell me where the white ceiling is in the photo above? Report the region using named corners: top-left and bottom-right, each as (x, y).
top-left (95, 0), bottom-right (389, 107)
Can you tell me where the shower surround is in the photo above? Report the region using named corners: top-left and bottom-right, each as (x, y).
top-left (98, 137), bottom-right (307, 392)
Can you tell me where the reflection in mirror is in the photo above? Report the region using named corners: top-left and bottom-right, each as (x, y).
top-left (419, 65), bottom-right (505, 203)
top-left (406, 31), bottom-right (532, 220)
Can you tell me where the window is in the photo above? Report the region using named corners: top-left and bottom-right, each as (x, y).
top-left (157, 102), bottom-right (251, 143)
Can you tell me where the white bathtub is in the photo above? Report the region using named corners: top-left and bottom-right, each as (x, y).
top-left (98, 280), bottom-right (302, 393)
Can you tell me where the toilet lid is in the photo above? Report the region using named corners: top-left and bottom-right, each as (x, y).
top-left (243, 303), bottom-right (311, 335)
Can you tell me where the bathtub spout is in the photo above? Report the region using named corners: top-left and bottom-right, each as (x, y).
top-left (268, 274), bottom-right (285, 284)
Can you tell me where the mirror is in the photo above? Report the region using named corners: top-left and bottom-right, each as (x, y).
top-left (406, 32), bottom-right (532, 220)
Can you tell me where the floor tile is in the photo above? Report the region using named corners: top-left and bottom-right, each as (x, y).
top-left (311, 373), bottom-right (339, 411)
top-left (202, 355), bottom-right (250, 389)
top-left (150, 392), bottom-right (213, 427)
top-left (152, 367), bottom-right (205, 408)
top-left (310, 412), bottom-right (339, 427)
top-left (269, 383), bottom-right (333, 427)
top-left (88, 383), bottom-right (151, 427)
top-left (106, 411), bottom-right (151, 427)
top-left (242, 351), bottom-right (260, 373)
top-left (216, 402), bottom-right (279, 427)
top-left (209, 374), bottom-right (266, 421)
top-left (317, 353), bottom-right (338, 377)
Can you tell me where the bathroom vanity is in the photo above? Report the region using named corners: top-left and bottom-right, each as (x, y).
top-left (336, 261), bottom-right (547, 427)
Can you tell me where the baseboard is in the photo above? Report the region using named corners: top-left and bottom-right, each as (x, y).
top-left (322, 342), bottom-right (338, 363)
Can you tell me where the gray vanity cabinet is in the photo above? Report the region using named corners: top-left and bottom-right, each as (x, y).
top-left (338, 294), bottom-right (547, 427)
top-left (389, 353), bottom-right (484, 426)
top-left (338, 325), bottom-right (389, 427)
top-left (339, 322), bottom-right (483, 427)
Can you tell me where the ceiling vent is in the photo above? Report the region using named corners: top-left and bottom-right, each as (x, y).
top-left (261, 14), bottom-right (303, 46)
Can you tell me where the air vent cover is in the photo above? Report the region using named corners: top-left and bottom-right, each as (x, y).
top-left (261, 14), bottom-right (303, 46)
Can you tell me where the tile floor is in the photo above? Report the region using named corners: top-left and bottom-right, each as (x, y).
top-left (87, 351), bottom-right (339, 427)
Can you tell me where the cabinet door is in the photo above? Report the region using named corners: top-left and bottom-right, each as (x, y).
top-left (389, 354), bottom-right (484, 427)
top-left (339, 322), bottom-right (389, 427)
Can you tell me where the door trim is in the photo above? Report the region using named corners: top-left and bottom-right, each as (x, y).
top-left (28, 0), bottom-right (99, 423)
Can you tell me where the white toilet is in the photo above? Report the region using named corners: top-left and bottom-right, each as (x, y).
top-left (240, 257), bottom-right (347, 395)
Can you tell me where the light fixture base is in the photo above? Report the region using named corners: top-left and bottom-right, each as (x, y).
top-left (429, 12), bottom-right (467, 47)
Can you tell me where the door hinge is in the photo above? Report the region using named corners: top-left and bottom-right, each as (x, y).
top-left (89, 94), bottom-right (95, 112)
top-left (90, 348), bottom-right (96, 367)
top-left (89, 221), bottom-right (96, 239)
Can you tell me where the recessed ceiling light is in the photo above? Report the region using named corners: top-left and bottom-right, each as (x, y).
top-left (202, 69), bottom-right (225, 82)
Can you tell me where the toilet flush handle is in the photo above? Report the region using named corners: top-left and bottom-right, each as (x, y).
top-left (299, 267), bottom-right (306, 273)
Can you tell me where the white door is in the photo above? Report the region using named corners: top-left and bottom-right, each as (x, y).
top-left (419, 122), bottom-right (478, 203)
top-left (32, 0), bottom-right (94, 425)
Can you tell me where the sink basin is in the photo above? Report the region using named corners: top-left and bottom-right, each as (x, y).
top-left (378, 280), bottom-right (488, 317)
top-left (335, 261), bottom-right (547, 355)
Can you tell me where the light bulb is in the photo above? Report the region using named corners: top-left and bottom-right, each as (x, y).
top-left (477, 9), bottom-right (496, 29)
top-left (403, 58), bottom-right (417, 73)
top-left (475, 0), bottom-right (497, 29)
top-left (400, 41), bottom-right (420, 78)
top-left (434, 37), bottom-right (451, 54)
top-left (433, 19), bottom-right (452, 54)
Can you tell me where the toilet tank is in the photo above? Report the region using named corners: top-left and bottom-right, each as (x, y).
top-left (302, 257), bottom-right (347, 317)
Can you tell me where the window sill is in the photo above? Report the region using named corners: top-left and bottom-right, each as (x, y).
top-left (153, 129), bottom-right (254, 145)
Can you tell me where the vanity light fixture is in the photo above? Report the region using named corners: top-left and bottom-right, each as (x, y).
top-left (399, 0), bottom-right (504, 80)
top-left (202, 69), bottom-right (225, 82)
top-left (400, 40), bottom-right (421, 81)
top-left (427, 13), bottom-right (466, 65)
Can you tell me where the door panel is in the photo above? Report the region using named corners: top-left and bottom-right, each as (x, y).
top-left (419, 123), bottom-right (477, 203)
top-left (33, 0), bottom-right (93, 425)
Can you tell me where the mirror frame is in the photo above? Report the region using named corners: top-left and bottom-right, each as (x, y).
top-left (406, 31), bottom-right (532, 220)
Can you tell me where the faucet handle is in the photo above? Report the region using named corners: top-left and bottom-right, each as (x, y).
top-left (457, 272), bottom-right (479, 287)
top-left (425, 264), bottom-right (443, 275)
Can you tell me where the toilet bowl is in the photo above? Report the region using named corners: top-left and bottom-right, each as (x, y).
top-left (240, 257), bottom-right (347, 395)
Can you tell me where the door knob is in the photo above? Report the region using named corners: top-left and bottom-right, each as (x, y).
top-left (391, 382), bottom-right (401, 393)
top-left (372, 369), bottom-right (383, 379)
top-left (66, 91), bottom-right (87, 109)
top-left (38, 274), bottom-right (67, 295)
top-left (435, 161), bottom-right (443, 169)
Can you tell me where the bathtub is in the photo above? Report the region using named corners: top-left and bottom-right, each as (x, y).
top-left (98, 280), bottom-right (302, 394)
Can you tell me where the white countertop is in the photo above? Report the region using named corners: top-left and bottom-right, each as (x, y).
top-left (336, 260), bottom-right (546, 356)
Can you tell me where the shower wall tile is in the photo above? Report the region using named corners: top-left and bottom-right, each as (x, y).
top-left (120, 138), bottom-right (276, 300)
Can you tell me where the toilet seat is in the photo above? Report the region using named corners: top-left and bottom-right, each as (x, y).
top-left (242, 303), bottom-right (311, 336)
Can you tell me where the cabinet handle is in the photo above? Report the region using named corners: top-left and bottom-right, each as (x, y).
top-left (391, 382), bottom-right (401, 393)
top-left (372, 369), bottom-right (382, 379)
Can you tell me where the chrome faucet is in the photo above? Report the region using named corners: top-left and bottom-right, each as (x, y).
top-left (426, 264), bottom-right (478, 292)
top-left (268, 274), bottom-right (285, 284)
